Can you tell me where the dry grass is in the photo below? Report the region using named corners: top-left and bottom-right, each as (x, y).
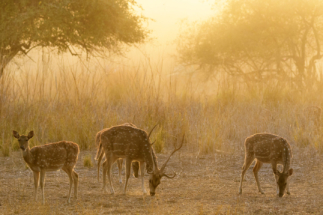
top-left (0, 149), bottom-right (322, 214)
top-left (2, 55), bottom-right (323, 154)
top-left (0, 53), bottom-right (323, 213)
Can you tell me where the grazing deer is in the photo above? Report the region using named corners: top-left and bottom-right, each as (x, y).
top-left (96, 124), bottom-right (184, 196)
top-left (13, 130), bottom-right (79, 204)
top-left (95, 123), bottom-right (139, 183)
top-left (239, 133), bottom-right (293, 197)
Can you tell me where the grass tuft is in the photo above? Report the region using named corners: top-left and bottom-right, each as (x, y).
top-left (83, 154), bottom-right (93, 168)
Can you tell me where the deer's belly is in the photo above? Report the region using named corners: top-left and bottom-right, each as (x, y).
top-left (28, 164), bottom-right (41, 172)
top-left (255, 156), bottom-right (272, 163)
top-left (36, 159), bottom-right (65, 169)
top-left (255, 156), bottom-right (283, 164)
top-left (42, 166), bottom-right (62, 171)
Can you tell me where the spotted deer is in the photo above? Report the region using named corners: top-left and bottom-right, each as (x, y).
top-left (239, 133), bottom-right (293, 197)
top-left (95, 123), bottom-right (139, 183)
top-left (96, 124), bottom-right (184, 196)
top-left (13, 130), bottom-right (79, 204)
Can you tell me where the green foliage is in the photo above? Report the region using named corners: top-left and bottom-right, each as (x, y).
top-left (178, 0), bottom-right (323, 89)
top-left (83, 154), bottom-right (93, 168)
top-left (0, 0), bottom-right (148, 73)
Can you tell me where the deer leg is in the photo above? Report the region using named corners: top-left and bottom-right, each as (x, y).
top-left (123, 158), bottom-right (132, 195)
top-left (286, 177), bottom-right (291, 195)
top-left (132, 161), bottom-right (139, 178)
top-left (102, 160), bottom-right (108, 193)
top-left (33, 171), bottom-right (40, 201)
top-left (40, 171), bottom-right (46, 205)
top-left (73, 170), bottom-right (79, 199)
top-left (239, 154), bottom-right (254, 194)
top-left (140, 161), bottom-right (147, 194)
top-left (117, 159), bottom-right (123, 184)
top-left (271, 162), bottom-right (279, 195)
top-left (62, 167), bottom-right (73, 203)
top-left (253, 160), bottom-right (264, 194)
top-left (107, 153), bottom-right (116, 194)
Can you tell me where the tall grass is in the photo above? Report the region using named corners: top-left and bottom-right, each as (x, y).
top-left (1, 52), bottom-right (323, 156)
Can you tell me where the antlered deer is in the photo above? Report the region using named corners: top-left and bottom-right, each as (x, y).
top-left (96, 124), bottom-right (184, 196)
top-left (239, 133), bottom-right (293, 197)
top-left (95, 123), bottom-right (139, 183)
top-left (13, 130), bottom-right (79, 204)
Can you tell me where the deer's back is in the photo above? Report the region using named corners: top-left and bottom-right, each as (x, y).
top-left (101, 125), bottom-right (149, 159)
top-left (30, 141), bottom-right (79, 170)
top-left (245, 133), bottom-right (292, 163)
top-left (96, 123), bottom-right (136, 146)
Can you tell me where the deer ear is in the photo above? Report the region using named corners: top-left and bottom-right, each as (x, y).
top-left (288, 168), bottom-right (293, 176)
top-left (13, 130), bottom-right (20, 139)
top-left (273, 169), bottom-right (281, 176)
top-left (27, 131), bottom-right (34, 139)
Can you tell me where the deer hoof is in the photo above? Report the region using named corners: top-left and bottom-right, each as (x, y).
top-left (287, 192), bottom-right (290, 195)
top-left (238, 189), bottom-right (242, 195)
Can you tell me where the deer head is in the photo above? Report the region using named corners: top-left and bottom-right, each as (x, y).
top-left (148, 134), bottom-right (185, 196)
top-left (13, 130), bottom-right (34, 151)
top-left (273, 168), bottom-right (293, 197)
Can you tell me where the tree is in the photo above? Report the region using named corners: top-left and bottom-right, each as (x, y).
top-left (0, 0), bottom-right (148, 75)
top-left (177, 0), bottom-right (323, 89)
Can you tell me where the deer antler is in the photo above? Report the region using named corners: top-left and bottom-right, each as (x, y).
top-left (162, 171), bottom-right (177, 178)
top-left (148, 123), bottom-right (158, 146)
top-left (160, 133), bottom-right (185, 172)
top-left (148, 123), bottom-right (158, 140)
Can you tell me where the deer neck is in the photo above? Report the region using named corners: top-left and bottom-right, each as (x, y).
top-left (143, 147), bottom-right (156, 172)
top-left (151, 148), bottom-right (159, 171)
top-left (282, 147), bottom-right (291, 173)
top-left (22, 147), bottom-right (34, 164)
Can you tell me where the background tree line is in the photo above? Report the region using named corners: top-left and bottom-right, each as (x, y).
top-left (177, 0), bottom-right (323, 90)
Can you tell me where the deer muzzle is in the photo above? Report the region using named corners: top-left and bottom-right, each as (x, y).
top-left (20, 146), bottom-right (25, 150)
top-left (150, 192), bottom-right (155, 196)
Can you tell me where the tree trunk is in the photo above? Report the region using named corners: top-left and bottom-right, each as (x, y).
top-left (0, 50), bottom-right (19, 78)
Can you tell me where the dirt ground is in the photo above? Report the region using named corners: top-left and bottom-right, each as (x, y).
top-left (0, 147), bottom-right (322, 215)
